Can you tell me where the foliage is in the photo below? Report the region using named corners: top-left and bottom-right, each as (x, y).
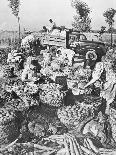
top-left (8, 0), bottom-right (20, 17)
top-left (99, 26), bottom-right (106, 35)
top-left (103, 8), bottom-right (116, 47)
top-left (72, 15), bottom-right (91, 32)
top-left (71, 0), bottom-right (91, 18)
top-left (71, 0), bottom-right (91, 32)
top-left (103, 8), bottom-right (116, 26)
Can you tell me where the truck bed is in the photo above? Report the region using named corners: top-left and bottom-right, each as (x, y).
top-left (41, 34), bottom-right (67, 48)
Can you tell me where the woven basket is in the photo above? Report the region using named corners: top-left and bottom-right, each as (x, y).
top-left (0, 108), bottom-right (20, 148)
top-left (39, 83), bottom-right (65, 107)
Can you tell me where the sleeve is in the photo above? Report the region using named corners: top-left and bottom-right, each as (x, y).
top-left (92, 62), bottom-right (104, 80)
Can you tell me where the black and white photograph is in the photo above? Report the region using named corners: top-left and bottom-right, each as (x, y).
top-left (0, 0), bottom-right (116, 154)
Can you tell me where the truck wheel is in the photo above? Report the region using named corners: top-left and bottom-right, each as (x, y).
top-left (86, 50), bottom-right (97, 61)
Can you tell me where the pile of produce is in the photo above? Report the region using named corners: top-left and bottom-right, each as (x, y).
top-left (73, 66), bottom-right (91, 80)
top-left (1, 42), bottom-right (116, 154)
top-left (12, 82), bottom-right (40, 108)
top-left (57, 97), bottom-right (102, 129)
top-left (39, 83), bottom-right (66, 107)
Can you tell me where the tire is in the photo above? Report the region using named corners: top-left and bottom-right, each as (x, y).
top-left (86, 49), bottom-right (97, 61)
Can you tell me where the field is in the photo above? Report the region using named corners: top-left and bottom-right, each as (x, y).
top-left (84, 32), bottom-right (116, 45)
top-left (0, 30), bottom-right (116, 48)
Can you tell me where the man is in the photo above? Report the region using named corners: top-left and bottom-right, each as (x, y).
top-left (46, 19), bottom-right (56, 32)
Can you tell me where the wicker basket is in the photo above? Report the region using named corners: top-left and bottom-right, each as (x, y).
top-left (13, 83), bottom-right (40, 108)
top-left (0, 108), bottom-right (20, 148)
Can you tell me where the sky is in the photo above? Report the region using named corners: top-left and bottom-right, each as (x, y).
top-left (0, 0), bottom-right (116, 31)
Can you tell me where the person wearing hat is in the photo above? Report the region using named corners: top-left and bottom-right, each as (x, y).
top-left (46, 19), bottom-right (56, 32)
top-left (85, 50), bottom-right (97, 70)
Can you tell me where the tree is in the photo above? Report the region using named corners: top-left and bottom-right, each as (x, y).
top-left (99, 26), bottom-right (106, 35)
top-left (71, 0), bottom-right (91, 32)
top-left (103, 8), bottom-right (116, 47)
top-left (8, 0), bottom-right (21, 43)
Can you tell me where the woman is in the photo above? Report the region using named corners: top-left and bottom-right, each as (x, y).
top-left (84, 49), bottom-right (116, 115)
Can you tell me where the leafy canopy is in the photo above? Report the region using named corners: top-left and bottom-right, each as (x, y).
top-left (71, 0), bottom-right (91, 32)
top-left (71, 0), bottom-right (91, 18)
top-left (103, 8), bottom-right (116, 26)
top-left (8, 0), bottom-right (20, 17)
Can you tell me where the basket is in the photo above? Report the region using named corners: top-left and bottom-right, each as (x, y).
top-left (13, 83), bottom-right (40, 108)
top-left (0, 108), bottom-right (20, 148)
top-left (39, 83), bottom-right (65, 107)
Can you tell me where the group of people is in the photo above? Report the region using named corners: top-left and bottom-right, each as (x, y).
top-left (7, 26), bottom-right (116, 117)
top-left (5, 29), bottom-right (116, 153)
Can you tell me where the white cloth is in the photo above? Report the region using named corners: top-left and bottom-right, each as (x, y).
top-left (92, 62), bottom-right (116, 104)
top-left (57, 48), bottom-right (75, 66)
top-left (42, 52), bottom-right (51, 67)
top-left (46, 21), bottom-right (56, 32)
top-left (50, 29), bottom-right (60, 36)
top-left (92, 62), bottom-right (104, 80)
top-left (21, 65), bottom-right (37, 82)
top-left (60, 30), bottom-right (66, 37)
top-left (7, 51), bottom-right (22, 63)
top-left (21, 34), bottom-right (35, 48)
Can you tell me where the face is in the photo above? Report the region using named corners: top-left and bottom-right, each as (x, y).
top-left (89, 53), bottom-right (94, 59)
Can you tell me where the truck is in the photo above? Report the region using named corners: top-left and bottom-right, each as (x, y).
top-left (36, 29), bottom-right (107, 63)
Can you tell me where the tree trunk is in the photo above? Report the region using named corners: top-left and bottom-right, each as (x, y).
top-left (110, 24), bottom-right (113, 48)
top-left (18, 16), bottom-right (21, 46)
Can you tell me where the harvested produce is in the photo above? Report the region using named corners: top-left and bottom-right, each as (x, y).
top-left (39, 83), bottom-right (65, 107)
top-left (57, 97), bottom-right (101, 128)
